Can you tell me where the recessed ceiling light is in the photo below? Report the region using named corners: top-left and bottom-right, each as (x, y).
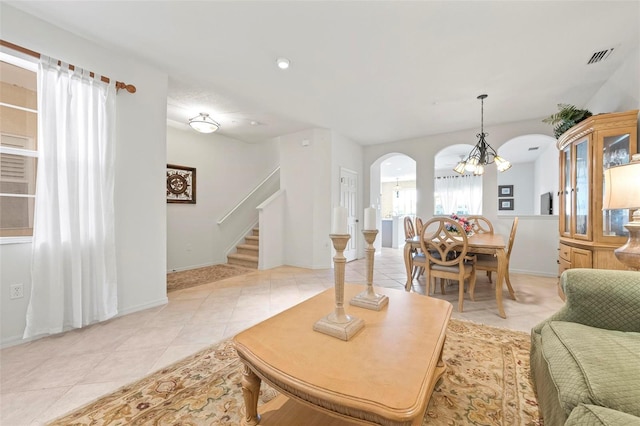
top-left (276, 58), bottom-right (290, 70)
top-left (250, 120), bottom-right (259, 126)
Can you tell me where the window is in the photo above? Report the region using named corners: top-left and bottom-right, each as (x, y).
top-left (0, 54), bottom-right (38, 239)
top-left (393, 188), bottom-right (416, 216)
top-left (434, 174), bottom-right (483, 215)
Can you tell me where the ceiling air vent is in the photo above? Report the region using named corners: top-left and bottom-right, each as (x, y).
top-left (528, 147), bottom-right (539, 151)
top-left (587, 48), bottom-right (615, 64)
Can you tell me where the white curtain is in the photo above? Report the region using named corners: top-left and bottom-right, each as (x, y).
top-left (434, 174), bottom-right (483, 215)
top-left (24, 56), bottom-right (117, 338)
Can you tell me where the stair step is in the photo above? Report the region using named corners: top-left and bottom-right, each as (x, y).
top-left (228, 253), bottom-right (258, 269)
top-left (245, 235), bottom-right (259, 246)
top-left (252, 227), bottom-right (259, 236)
top-left (237, 244), bottom-right (259, 256)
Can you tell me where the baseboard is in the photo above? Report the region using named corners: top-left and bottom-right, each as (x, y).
top-left (167, 262), bottom-right (216, 274)
top-left (1, 333), bottom-right (38, 349)
top-left (117, 297), bottom-right (168, 317)
top-left (509, 268), bottom-right (557, 278)
top-left (1, 297), bottom-right (169, 349)
top-left (280, 261), bottom-right (332, 270)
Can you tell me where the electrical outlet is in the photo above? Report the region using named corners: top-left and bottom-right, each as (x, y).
top-left (10, 284), bottom-right (24, 299)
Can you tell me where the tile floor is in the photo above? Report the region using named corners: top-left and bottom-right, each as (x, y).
top-left (0, 248), bottom-right (564, 425)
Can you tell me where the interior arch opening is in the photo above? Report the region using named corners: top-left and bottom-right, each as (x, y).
top-left (497, 134), bottom-right (557, 216)
top-left (434, 144), bottom-right (482, 216)
top-left (370, 153), bottom-right (416, 249)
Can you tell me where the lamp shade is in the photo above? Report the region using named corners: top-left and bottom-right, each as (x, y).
top-left (189, 113), bottom-right (220, 133)
top-left (603, 162), bottom-right (640, 210)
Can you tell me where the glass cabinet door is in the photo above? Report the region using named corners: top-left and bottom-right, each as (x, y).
top-left (602, 133), bottom-right (631, 237)
top-left (561, 146), bottom-right (571, 236)
top-left (574, 138), bottom-right (590, 238)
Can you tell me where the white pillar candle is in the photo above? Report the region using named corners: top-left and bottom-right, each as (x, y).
top-left (364, 207), bottom-right (376, 230)
top-left (331, 206), bottom-right (348, 234)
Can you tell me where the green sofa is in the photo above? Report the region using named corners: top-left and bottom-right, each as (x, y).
top-left (530, 268), bottom-right (640, 426)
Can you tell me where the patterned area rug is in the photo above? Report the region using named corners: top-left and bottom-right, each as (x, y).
top-left (48, 319), bottom-right (540, 425)
top-left (167, 264), bottom-right (255, 292)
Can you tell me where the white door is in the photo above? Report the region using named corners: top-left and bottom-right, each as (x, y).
top-left (340, 168), bottom-right (358, 262)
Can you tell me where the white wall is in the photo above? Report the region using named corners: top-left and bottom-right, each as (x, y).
top-left (495, 215), bottom-right (558, 276)
top-left (586, 47), bottom-right (640, 116)
top-left (279, 129), bottom-right (332, 269)
top-left (331, 132), bottom-right (365, 258)
top-left (277, 128), bottom-right (362, 268)
top-left (497, 162), bottom-right (535, 216)
top-left (534, 141), bottom-right (560, 215)
top-left (258, 190), bottom-right (285, 269)
top-left (0, 5), bottom-right (169, 346)
top-left (166, 126), bottom-right (279, 272)
top-left (586, 47), bottom-right (640, 154)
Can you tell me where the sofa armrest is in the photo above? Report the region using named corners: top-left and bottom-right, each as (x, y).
top-left (533, 268), bottom-right (640, 334)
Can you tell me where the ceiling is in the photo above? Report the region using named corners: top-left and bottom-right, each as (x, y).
top-left (5, 1), bottom-right (639, 146)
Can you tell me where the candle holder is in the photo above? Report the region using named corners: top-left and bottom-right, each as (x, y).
top-left (313, 234), bottom-right (365, 341)
top-left (350, 229), bottom-right (389, 311)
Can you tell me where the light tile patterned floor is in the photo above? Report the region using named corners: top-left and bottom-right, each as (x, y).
top-left (0, 248), bottom-right (564, 425)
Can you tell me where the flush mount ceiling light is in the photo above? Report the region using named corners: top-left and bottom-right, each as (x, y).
top-left (453, 94), bottom-right (511, 176)
top-left (188, 113), bottom-right (220, 134)
top-left (276, 57), bottom-right (290, 70)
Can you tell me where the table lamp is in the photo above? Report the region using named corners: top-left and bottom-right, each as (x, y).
top-left (603, 158), bottom-right (640, 270)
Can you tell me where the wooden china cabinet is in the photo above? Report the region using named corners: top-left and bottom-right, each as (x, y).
top-left (557, 109), bottom-right (639, 290)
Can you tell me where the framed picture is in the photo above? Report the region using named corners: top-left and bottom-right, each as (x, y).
top-left (498, 185), bottom-right (514, 197)
top-left (167, 164), bottom-right (196, 204)
top-left (499, 198), bottom-right (514, 211)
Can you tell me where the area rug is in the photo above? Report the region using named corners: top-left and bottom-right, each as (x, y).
top-left (48, 319), bottom-right (541, 425)
top-left (167, 264), bottom-right (255, 292)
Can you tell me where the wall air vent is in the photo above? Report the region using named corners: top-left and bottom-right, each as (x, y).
top-left (587, 48), bottom-right (615, 64)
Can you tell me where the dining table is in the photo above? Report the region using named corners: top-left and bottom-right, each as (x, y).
top-left (404, 232), bottom-right (516, 318)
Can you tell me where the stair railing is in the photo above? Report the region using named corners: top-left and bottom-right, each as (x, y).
top-left (217, 167), bottom-right (280, 225)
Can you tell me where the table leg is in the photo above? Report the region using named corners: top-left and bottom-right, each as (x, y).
top-left (241, 363), bottom-right (261, 426)
top-left (404, 242), bottom-right (413, 291)
top-left (495, 249), bottom-right (507, 319)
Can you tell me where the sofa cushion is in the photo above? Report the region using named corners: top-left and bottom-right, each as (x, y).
top-left (566, 404), bottom-right (640, 426)
top-left (542, 321), bottom-right (640, 417)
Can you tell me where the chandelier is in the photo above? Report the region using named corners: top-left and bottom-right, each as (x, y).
top-left (453, 94), bottom-right (511, 175)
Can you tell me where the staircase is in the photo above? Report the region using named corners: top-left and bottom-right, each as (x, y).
top-left (227, 227), bottom-right (259, 269)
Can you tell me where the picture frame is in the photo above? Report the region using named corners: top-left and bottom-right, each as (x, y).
top-left (499, 198), bottom-right (514, 211)
top-left (167, 164), bottom-right (196, 204)
top-left (498, 185), bottom-right (514, 197)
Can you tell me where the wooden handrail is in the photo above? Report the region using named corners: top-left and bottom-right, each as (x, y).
top-left (217, 167), bottom-right (280, 225)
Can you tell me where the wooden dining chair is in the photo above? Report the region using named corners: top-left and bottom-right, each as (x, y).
top-left (404, 216), bottom-right (416, 239)
top-left (467, 215), bottom-right (494, 234)
top-left (415, 217), bottom-right (424, 236)
top-left (404, 216), bottom-right (423, 279)
top-left (413, 217), bottom-right (426, 278)
top-left (476, 217), bottom-right (518, 298)
top-left (420, 217), bottom-right (477, 312)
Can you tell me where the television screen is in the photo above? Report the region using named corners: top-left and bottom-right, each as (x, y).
top-left (540, 192), bottom-right (553, 215)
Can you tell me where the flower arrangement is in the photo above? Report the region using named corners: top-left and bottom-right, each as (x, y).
top-left (447, 214), bottom-right (473, 235)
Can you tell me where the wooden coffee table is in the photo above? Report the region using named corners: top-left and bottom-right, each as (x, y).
top-left (233, 284), bottom-right (452, 425)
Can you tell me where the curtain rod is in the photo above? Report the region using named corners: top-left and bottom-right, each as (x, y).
top-left (0, 39), bottom-right (136, 94)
